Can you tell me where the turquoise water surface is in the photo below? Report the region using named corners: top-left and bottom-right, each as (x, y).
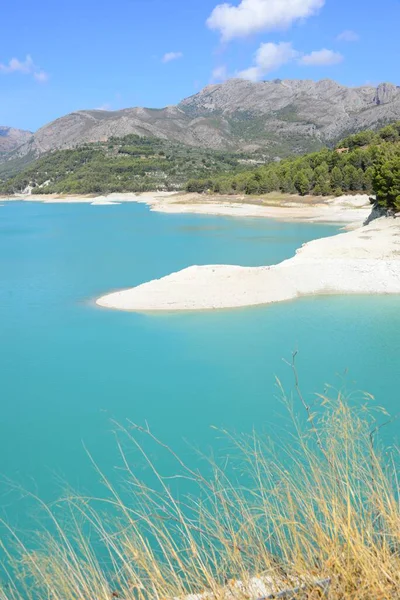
top-left (1, 200), bottom-right (400, 525)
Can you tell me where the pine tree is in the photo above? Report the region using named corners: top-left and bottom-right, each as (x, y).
top-left (373, 146), bottom-right (400, 211)
top-left (294, 171), bottom-right (311, 196)
top-left (331, 166), bottom-right (343, 193)
top-left (313, 163), bottom-right (332, 195)
top-left (245, 177), bottom-right (260, 195)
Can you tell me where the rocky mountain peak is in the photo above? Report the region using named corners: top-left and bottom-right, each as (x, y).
top-left (374, 82), bottom-right (399, 105)
top-left (2, 79), bottom-right (400, 166)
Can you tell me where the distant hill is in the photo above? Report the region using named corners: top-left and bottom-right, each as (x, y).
top-left (0, 134), bottom-right (258, 195)
top-left (2, 79), bottom-right (400, 168)
top-left (3, 123), bottom-right (399, 198)
top-left (0, 126), bottom-right (32, 155)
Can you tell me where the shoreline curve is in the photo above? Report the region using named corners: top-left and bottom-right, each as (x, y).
top-left (96, 217), bottom-right (400, 312)
top-left (2, 192), bottom-right (372, 225)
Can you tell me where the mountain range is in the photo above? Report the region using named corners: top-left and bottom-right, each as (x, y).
top-left (2, 79), bottom-right (400, 167)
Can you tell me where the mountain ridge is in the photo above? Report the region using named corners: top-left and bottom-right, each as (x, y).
top-left (3, 79), bottom-right (400, 164)
top-left (0, 126), bottom-right (32, 155)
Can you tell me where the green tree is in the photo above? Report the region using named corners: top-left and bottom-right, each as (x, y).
top-left (294, 170), bottom-right (311, 196)
top-left (186, 179), bottom-right (208, 193)
top-left (342, 164), bottom-right (360, 191)
top-left (218, 179), bottom-right (234, 194)
top-left (313, 162), bottom-right (332, 195)
top-left (234, 173), bottom-right (252, 193)
top-left (379, 125), bottom-right (399, 143)
top-left (354, 168), bottom-right (365, 191)
top-left (331, 166), bottom-right (343, 193)
top-left (364, 166), bottom-right (375, 193)
top-left (372, 146), bottom-right (400, 211)
top-left (259, 171), bottom-right (280, 193)
top-left (245, 177), bottom-right (260, 195)
top-left (337, 130), bottom-right (377, 150)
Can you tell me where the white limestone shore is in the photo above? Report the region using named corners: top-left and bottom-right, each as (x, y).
top-left (96, 217), bottom-right (400, 312)
top-left (144, 193), bottom-right (372, 225)
top-left (3, 190), bottom-right (398, 312)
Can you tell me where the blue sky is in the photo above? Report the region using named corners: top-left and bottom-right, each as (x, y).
top-left (1, 0), bottom-right (399, 131)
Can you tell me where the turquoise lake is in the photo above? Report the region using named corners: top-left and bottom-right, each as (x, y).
top-left (1, 200), bottom-right (400, 525)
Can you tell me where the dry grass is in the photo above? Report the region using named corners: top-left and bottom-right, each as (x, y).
top-left (1, 367), bottom-right (400, 599)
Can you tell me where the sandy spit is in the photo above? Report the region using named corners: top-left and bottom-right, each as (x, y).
top-left (96, 217), bottom-right (400, 312)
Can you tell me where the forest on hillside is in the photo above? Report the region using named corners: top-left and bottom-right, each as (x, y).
top-left (1, 124), bottom-right (399, 210)
top-left (186, 123), bottom-right (400, 210)
top-left (0, 135), bottom-right (261, 195)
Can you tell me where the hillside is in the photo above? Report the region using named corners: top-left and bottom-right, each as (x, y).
top-left (186, 122), bottom-right (400, 205)
top-left (0, 135), bottom-right (257, 195)
top-left (2, 123), bottom-right (400, 199)
top-left (2, 79), bottom-right (400, 168)
top-left (0, 126), bottom-right (32, 156)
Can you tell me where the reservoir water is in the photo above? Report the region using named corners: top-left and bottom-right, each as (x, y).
top-left (1, 200), bottom-right (400, 525)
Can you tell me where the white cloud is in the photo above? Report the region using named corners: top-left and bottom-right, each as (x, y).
top-left (236, 43), bottom-right (344, 81)
top-left (0, 54), bottom-right (49, 82)
top-left (238, 42), bottom-right (298, 81)
top-left (0, 54), bottom-right (34, 74)
top-left (34, 71), bottom-right (49, 83)
top-left (162, 52), bottom-right (183, 63)
top-left (96, 103), bottom-right (112, 111)
top-left (337, 30), bottom-right (359, 42)
top-left (207, 0), bottom-right (325, 41)
top-left (299, 48), bottom-right (343, 66)
top-left (211, 65), bottom-right (228, 82)
top-left (237, 67), bottom-right (260, 82)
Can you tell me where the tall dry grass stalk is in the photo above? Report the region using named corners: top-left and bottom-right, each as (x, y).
top-left (1, 372), bottom-right (400, 599)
